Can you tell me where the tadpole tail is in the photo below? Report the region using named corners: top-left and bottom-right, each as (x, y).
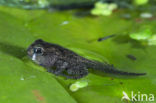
top-left (86, 61), bottom-right (146, 76)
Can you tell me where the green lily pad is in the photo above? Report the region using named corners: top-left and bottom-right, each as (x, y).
top-left (0, 6), bottom-right (155, 103)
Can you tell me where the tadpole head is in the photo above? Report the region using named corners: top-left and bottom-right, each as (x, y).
top-left (27, 39), bottom-right (45, 63)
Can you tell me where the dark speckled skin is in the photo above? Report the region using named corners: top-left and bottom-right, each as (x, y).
top-left (27, 39), bottom-right (146, 79)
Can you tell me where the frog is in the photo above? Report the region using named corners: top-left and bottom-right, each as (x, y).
top-left (27, 39), bottom-right (146, 79)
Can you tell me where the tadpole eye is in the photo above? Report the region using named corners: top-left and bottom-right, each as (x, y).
top-left (33, 47), bottom-right (43, 54)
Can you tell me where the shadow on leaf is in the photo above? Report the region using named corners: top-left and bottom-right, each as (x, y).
top-left (0, 42), bottom-right (27, 59)
top-left (112, 34), bottom-right (146, 49)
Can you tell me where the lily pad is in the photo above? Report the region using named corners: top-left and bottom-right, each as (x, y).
top-left (0, 6), bottom-right (156, 103)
